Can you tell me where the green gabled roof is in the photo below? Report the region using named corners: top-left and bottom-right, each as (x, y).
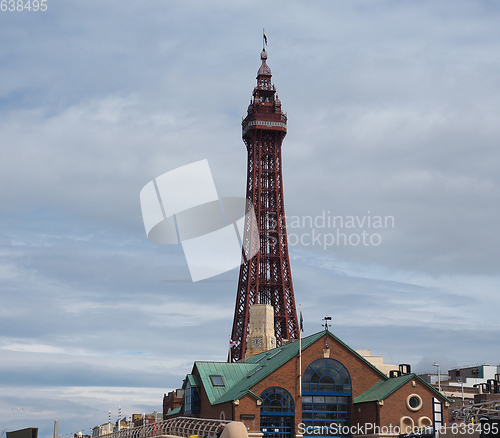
top-left (355, 374), bottom-right (413, 403)
top-left (211, 330), bottom-right (387, 406)
top-left (165, 406), bottom-right (181, 417)
top-left (186, 373), bottom-right (201, 387)
top-left (211, 332), bottom-right (323, 405)
top-left (194, 362), bottom-right (258, 404)
top-left (190, 330), bottom-right (390, 407)
top-left (354, 373), bottom-right (452, 404)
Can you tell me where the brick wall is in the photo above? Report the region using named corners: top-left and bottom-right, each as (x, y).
top-left (199, 383), bottom-right (233, 421)
top-left (235, 394), bottom-right (261, 431)
top-left (352, 402), bottom-right (378, 428)
top-left (242, 333), bottom-right (387, 434)
top-left (380, 378), bottom-right (449, 430)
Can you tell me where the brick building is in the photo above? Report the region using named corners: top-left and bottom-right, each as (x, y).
top-left (164, 329), bottom-right (449, 438)
top-left (163, 388), bottom-right (184, 419)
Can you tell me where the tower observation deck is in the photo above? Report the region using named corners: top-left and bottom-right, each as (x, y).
top-left (230, 48), bottom-right (299, 361)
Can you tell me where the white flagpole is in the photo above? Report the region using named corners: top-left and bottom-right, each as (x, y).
top-left (299, 304), bottom-right (302, 397)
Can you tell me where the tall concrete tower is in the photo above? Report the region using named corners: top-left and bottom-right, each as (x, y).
top-left (230, 47), bottom-right (299, 361)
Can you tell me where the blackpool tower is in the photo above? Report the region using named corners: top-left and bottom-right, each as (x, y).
top-left (230, 47), bottom-right (299, 361)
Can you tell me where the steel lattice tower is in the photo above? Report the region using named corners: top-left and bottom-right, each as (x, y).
top-left (230, 48), bottom-right (299, 361)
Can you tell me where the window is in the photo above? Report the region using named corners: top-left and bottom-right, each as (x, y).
top-left (247, 366), bottom-right (264, 378)
top-left (406, 394), bottom-right (423, 412)
top-left (260, 387), bottom-right (295, 438)
top-left (184, 379), bottom-right (200, 415)
top-left (302, 358), bottom-right (352, 438)
top-left (261, 387), bottom-right (294, 413)
top-left (210, 375), bottom-right (224, 386)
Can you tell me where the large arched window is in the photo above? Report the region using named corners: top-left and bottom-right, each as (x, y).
top-left (261, 387), bottom-right (295, 413)
top-left (260, 387), bottom-right (294, 438)
top-left (302, 358), bottom-right (352, 438)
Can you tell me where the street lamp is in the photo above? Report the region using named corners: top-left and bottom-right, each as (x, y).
top-left (460, 379), bottom-right (465, 406)
top-left (433, 362), bottom-right (441, 393)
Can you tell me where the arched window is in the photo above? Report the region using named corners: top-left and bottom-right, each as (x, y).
top-left (260, 387), bottom-right (294, 438)
top-left (261, 387), bottom-right (294, 413)
top-left (302, 359), bottom-right (352, 438)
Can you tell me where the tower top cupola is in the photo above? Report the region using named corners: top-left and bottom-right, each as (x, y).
top-left (241, 48), bottom-right (287, 138)
top-left (257, 49), bottom-right (272, 77)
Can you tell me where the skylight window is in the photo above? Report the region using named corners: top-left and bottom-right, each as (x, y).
top-left (266, 349), bottom-right (283, 360)
top-left (210, 375), bottom-right (225, 386)
top-left (247, 366), bottom-right (264, 378)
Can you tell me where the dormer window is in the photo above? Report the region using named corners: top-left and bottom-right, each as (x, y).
top-left (184, 375), bottom-right (201, 414)
top-left (210, 375), bottom-right (225, 386)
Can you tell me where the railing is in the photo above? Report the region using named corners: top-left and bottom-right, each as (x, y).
top-left (95, 417), bottom-right (231, 438)
top-left (452, 399), bottom-right (500, 422)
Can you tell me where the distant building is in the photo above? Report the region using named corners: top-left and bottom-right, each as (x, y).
top-left (163, 389), bottom-right (184, 419)
top-left (131, 412), bottom-right (163, 426)
top-left (419, 364), bottom-right (500, 414)
top-left (114, 418), bottom-right (132, 432)
top-left (448, 364), bottom-right (500, 388)
top-left (355, 350), bottom-right (398, 376)
top-left (92, 423), bottom-right (113, 437)
top-left (6, 429), bottom-right (38, 438)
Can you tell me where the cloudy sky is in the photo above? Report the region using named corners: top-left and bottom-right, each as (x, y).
top-left (1, 0), bottom-right (500, 436)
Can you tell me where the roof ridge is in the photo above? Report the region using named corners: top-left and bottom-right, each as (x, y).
top-left (200, 329), bottom-right (387, 406)
top-left (322, 330), bottom-right (389, 380)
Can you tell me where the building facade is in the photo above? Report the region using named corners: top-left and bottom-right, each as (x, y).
top-left (165, 330), bottom-right (449, 438)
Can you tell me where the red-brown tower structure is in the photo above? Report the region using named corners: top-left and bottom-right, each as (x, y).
top-left (230, 48), bottom-right (299, 361)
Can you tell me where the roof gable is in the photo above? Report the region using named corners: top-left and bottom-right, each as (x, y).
top-left (354, 373), bottom-right (451, 404)
top-left (209, 330), bottom-right (387, 405)
top-left (354, 374), bottom-right (412, 403)
top-left (211, 332), bottom-right (323, 405)
top-left (194, 362), bottom-right (257, 404)
top-left (165, 406), bottom-right (181, 417)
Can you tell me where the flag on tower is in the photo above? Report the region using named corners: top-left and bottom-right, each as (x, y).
top-left (228, 337), bottom-right (240, 363)
top-left (263, 29), bottom-right (268, 46)
top-left (300, 310), bottom-right (304, 332)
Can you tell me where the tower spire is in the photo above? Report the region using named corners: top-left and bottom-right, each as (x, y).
top-left (230, 48), bottom-right (299, 361)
